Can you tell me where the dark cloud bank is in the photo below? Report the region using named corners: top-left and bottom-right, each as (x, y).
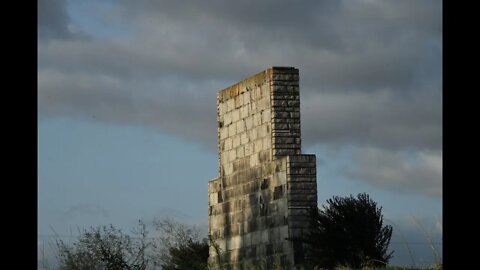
top-left (38, 0), bottom-right (442, 197)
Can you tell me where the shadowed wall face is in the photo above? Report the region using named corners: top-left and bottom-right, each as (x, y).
top-left (208, 67), bottom-right (317, 269)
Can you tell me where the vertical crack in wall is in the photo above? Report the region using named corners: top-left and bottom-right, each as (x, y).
top-left (208, 67), bottom-right (317, 269)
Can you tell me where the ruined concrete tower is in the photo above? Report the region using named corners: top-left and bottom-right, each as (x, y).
top-left (208, 67), bottom-right (317, 269)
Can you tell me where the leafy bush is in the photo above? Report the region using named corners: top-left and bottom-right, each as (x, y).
top-left (303, 193), bottom-right (393, 269)
top-left (55, 218), bottom-right (209, 270)
top-left (160, 238), bottom-right (209, 270)
top-left (56, 222), bottom-right (151, 270)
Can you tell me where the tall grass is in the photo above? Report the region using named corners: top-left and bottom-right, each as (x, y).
top-left (385, 216), bottom-right (442, 269)
top-left (385, 218), bottom-right (416, 267)
top-left (410, 216), bottom-right (441, 267)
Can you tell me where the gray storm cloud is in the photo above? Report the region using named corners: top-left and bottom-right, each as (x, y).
top-left (302, 90), bottom-right (441, 151)
top-left (345, 147), bottom-right (442, 197)
top-left (38, 0), bottom-right (442, 196)
top-left (38, 0), bottom-right (71, 39)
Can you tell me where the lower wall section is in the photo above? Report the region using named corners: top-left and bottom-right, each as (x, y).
top-left (208, 154), bottom-right (317, 269)
top-left (209, 227), bottom-right (291, 270)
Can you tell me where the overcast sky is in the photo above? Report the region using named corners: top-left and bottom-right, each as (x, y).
top-left (38, 0), bottom-right (442, 268)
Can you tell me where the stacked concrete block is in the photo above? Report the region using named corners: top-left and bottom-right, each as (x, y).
top-left (208, 67), bottom-right (317, 269)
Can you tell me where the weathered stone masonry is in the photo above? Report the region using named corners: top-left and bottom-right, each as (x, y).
top-left (208, 67), bottom-right (317, 269)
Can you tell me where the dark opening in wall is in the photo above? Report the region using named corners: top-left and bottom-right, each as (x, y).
top-left (261, 178), bottom-right (269, 189)
top-left (217, 191), bottom-right (223, 203)
top-left (273, 185), bottom-right (284, 200)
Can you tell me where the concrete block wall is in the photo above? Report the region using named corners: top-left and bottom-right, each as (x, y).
top-left (208, 67), bottom-right (317, 269)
